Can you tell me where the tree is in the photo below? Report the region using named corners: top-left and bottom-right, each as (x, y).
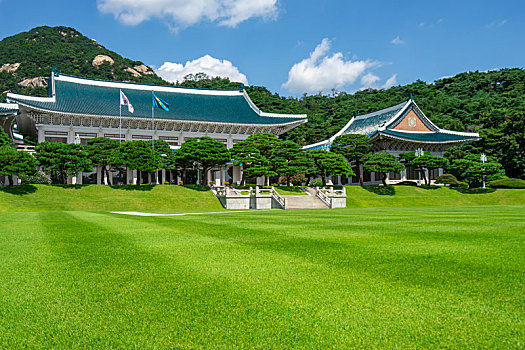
top-left (35, 142), bottom-right (92, 184)
top-left (400, 151), bottom-right (449, 186)
top-left (85, 137), bottom-right (119, 184)
top-left (176, 137), bottom-right (231, 185)
top-left (269, 140), bottom-right (313, 186)
top-left (330, 134), bottom-right (372, 186)
top-left (307, 149), bottom-right (354, 186)
top-left (0, 129), bottom-right (10, 147)
top-left (230, 133), bottom-right (280, 185)
top-left (363, 152), bottom-right (404, 186)
top-left (0, 146), bottom-right (38, 186)
top-left (118, 141), bottom-right (161, 185)
top-left (153, 139), bottom-right (177, 183)
top-left (449, 154), bottom-right (505, 188)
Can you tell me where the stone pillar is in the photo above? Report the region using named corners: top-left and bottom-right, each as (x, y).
top-left (401, 169), bottom-right (407, 181)
top-left (77, 173), bottom-right (83, 185)
top-left (147, 173), bottom-right (151, 184)
top-left (221, 167), bottom-right (226, 185)
top-left (162, 169), bottom-right (166, 184)
top-left (103, 167), bottom-right (109, 185)
top-left (38, 128), bottom-right (45, 143)
top-left (68, 128), bottom-right (75, 144)
top-left (207, 170), bottom-right (212, 186)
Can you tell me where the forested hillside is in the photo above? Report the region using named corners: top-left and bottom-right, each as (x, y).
top-left (0, 26), bottom-right (168, 98)
top-left (0, 26), bottom-right (523, 178)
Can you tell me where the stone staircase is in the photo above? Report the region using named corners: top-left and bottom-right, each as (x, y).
top-left (283, 188), bottom-right (329, 209)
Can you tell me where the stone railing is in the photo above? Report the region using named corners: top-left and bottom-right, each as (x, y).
top-left (215, 186), bottom-right (286, 210)
top-left (315, 187), bottom-right (347, 208)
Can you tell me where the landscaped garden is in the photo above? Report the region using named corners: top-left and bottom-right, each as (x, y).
top-left (0, 185), bottom-right (523, 348)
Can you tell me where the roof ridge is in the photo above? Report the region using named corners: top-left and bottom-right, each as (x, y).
top-left (55, 72), bottom-right (244, 93)
top-left (354, 100), bottom-right (408, 120)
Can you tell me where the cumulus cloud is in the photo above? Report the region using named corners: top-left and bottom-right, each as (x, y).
top-left (156, 55), bottom-right (249, 84)
top-left (97, 0), bottom-right (278, 29)
top-left (360, 73), bottom-right (380, 89)
top-left (381, 74), bottom-right (398, 89)
top-left (391, 36), bottom-right (405, 45)
top-left (282, 38), bottom-right (377, 94)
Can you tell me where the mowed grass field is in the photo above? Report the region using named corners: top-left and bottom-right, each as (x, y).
top-left (0, 185), bottom-right (524, 348)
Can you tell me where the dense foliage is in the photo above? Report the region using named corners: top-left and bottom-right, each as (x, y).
top-left (364, 152), bottom-right (405, 186)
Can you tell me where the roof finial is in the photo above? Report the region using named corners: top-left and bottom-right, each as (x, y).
top-left (239, 83), bottom-right (244, 92)
top-left (52, 67), bottom-right (59, 76)
top-left (353, 111), bottom-right (357, 117)
top-left (409, 93), bottom-right (413, 101)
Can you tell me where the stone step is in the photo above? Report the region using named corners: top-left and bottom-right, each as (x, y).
top-left (283, 194), bottom-right (329, 209)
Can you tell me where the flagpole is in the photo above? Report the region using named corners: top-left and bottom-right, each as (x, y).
top-left (119, 89), bottom-right (122, 144)
top-left (151, 91), bottom-right (155, 151)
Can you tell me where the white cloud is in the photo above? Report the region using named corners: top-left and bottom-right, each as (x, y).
top-left (487, 19), bottom-right (508, 29)
top-left (381, 74), bottom-right (398, 89)
top-left (96, 0), bottom-right (278, 30)
top-left (156, 55), bottom-right (249, 84)
top-left (282, 38), bottom-right (377, 94)
top-left (391, 36), bottom-right (405, 45)
top-left (360, 73), bottom-right (380, 89)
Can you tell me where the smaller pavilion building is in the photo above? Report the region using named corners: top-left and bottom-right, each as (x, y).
top-left (304, 98), bottom-right (480, 185)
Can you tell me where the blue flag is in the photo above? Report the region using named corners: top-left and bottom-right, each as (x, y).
top-left (152, 92), bottom-right (169, 111)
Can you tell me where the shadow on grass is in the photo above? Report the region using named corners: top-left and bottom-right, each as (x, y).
top-left (109, 185), bottom-right (156, 191)
top-left (451, 187), bottom-right (496, 194)
top-left (419, 185), bottom-right (441, 190)
top-left (52, 184), bottom-right (84, 190)
top-left (0, 184), bottom-right (37, 196)
top-left (363, 185), bottom-right (396, 196)
top-left (182, 184), bottom-right (212, 192)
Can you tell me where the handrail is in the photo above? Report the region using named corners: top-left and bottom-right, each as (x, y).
top-left (271, 187), bottom-right (286, 209)
top-left (316, 188), bottom-right (332, 208)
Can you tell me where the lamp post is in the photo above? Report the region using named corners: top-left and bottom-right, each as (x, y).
top-left (480, 153), bottom-right (487, 189)
top-left (415, 148), bottom-right (423, 186)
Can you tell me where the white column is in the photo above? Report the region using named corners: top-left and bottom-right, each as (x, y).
top-left (162, 169), bottom-right (166, 184)
top-left (133, 170), bottom-right (137, 185)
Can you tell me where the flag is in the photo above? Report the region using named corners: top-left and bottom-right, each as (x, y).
top-left (120, 90), bottom-right (134, 113)
top-left (152, 92), bottom-right (169, 112)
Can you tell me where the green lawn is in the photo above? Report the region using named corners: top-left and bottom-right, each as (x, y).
top-left (0, 186), bottom-right (524, 348)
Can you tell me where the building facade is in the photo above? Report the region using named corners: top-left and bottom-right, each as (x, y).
top-left (5, 72), bottom-right (307, 185)
top-left (304, 99), bottom-right (480, 185)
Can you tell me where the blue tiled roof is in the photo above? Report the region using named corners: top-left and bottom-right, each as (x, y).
top-left (375, 129), bottom-right (480, 143)
top-left (0, 103), bottom-right (19, 115)
top-left (341, 101), bottom-right (407, 135)
top-left (8, 74), bottom-right (306, 125)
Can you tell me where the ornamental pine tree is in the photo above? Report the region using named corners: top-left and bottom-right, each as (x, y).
top-left (330, 134), bottom-right (372, 186)
top-left (307, 149), bottom-right (354, 186)
top-left (35, 142), bottom-right (92, 184)
top-left (364, 152), bottom-right (404, 186)
top-left (449, 154), bottom-right (505, 188)
top-left (85, 137), bottom-right (119, 184)
top-left (0, 146), bottom-right (38, 186)
top-left (176, 137), bottom-right (230, 185)
top-left (0, 129), bottom-right (10, 147)
top-left (269, 140), bottom-right (313, 186)
top-left (400, 151), bottom-right (448, 186)
top-left (118, 141), bottom-right (162, 185)
top-left (230, 133), bottom-right (279, 185)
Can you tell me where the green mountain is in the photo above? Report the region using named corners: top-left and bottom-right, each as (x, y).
top-left (0, 26), bottom-right (168, 98)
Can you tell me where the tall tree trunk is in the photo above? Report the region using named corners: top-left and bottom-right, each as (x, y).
top-left (322, 176), bottom-right (326, 187)
top-left (8, 175), bottom-right (13, 186)
top-left (137, 170), bottom-right (141, 186)
top-left (422, 169), bottom-right (428, 186)
top-left (382, 173), bottom-right (387, 187)
top-left (286, 175), bottom-right (291, 187)
top-left (356, 162), bottom-right (364, 186)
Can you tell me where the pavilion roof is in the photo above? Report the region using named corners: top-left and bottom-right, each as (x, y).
top-left (303, 99), bottom-right (479, 150)
top-left (0, 103), bottom-right (19, 115)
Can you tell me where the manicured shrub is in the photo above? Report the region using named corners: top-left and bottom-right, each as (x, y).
top-left (396, 181), bottom-right (418, 186)
top-left (435, 174), bottom-right (459, 186)
top-left (489, 177), bottom-right (525, 189)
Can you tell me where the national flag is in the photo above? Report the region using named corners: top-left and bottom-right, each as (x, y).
top-left (120, 90), bottom-right (134, 113)
top-left (152, 92), bottom-right (169, 112)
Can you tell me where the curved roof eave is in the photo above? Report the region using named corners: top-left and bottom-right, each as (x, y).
top-left (13, 101), bottom-right (307, 128)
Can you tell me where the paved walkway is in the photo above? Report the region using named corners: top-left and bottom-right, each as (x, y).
top-left (111, 210), bottom-right (270, 217)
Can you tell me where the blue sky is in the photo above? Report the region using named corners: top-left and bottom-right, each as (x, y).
top-left (0, 0), bottom-right (523, 95)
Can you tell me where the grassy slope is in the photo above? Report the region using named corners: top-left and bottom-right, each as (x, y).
top-left (0, 185), bottom-right (223, 213)
top-left (0, 184), bottom-right (523, 213)
top-left (0, 205), bottom-right (523, 348)
top-left (345, 185), bottom-right (525, 207)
